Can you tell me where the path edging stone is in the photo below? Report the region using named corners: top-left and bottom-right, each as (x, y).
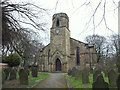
top-left (29, 75), bottom-right (49, 88)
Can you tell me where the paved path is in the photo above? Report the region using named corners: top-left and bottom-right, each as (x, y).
top-left (34, 73), bottom-right (67, 88)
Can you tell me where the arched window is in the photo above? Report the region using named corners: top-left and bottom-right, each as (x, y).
top-left (56, 19), bottom-right (59, 26)
top-left (76, 47), bottom-right (80, 65)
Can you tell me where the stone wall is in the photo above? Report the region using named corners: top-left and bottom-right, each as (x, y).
top-left (69, 38), bottom-right (97, 71)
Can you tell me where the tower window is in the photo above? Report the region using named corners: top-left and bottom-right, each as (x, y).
top-left (76, 47), bottom-right (80, 65)
top-left (56, 19), bottom-right (59, 26)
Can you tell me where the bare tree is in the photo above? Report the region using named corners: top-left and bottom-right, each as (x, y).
top-left (54, 0), bottom-right (118, 34)
top-left (1, 0), bottom-right (48, 55)
top-left (109, 34), bottom-right (120, 69)
top-left (110, 34), bottom-right (120, 57)
top-left (85, 34), bottom-right (106, 62)
top-left (1, 0), bottom-right (48, 69)
top-left (22, 39), bottom-right (44, 67)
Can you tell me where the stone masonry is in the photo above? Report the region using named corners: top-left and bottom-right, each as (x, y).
top-left (39, 13), bottom-right (97, 72)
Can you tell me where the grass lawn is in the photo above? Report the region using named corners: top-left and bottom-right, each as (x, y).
top-left (3, 72), bottom-right (49, 88)
top-left (66, 72), bottom-right (109, 88)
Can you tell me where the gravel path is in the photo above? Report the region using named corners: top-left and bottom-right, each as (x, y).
top-left (34, 73), bottom-right (67, 88)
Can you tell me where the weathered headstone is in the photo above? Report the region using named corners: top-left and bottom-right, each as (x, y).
top-left (68, 69), bottom-right (72, 76)
top-left (92, 74), bottom-right (109, 89)
top-left (103, 69), bottom-right (108, 77)
top-left (118, 66), bottom-right (120, 73)
top-left (71, 67), bottom-right (76, 77)
top-left (74, 69), bottom-right (82, 80)
top-left (102, 66), bottom-right (108, 77)
top-left (108, 69), bottom-right (118, 87)
top-left (2, 70), bottom-right (6, 84)
top-left (93, 67), bottom-right (101, 82)
top-left (19, 69), bottom-right (28, 85)
top-left (117, 63), bottom-right (120, 73)
top-left (117, 74), bottom-right (120, 89)
top-left (82, 68), bottom-right (89, 84)
top-left (32, 67), bottom-right (38, 77)
top-left (9, 69), bottom-right (17, 80)
top-left (90, 68), bottom-right (93, 74)
top-left (4, 68), bottom-right (10, 80)
top-left (25, 68), bottom-right (29, 76)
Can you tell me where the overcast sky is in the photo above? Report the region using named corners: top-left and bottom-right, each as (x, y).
top-left (11, 0), bottom-right (119, 45)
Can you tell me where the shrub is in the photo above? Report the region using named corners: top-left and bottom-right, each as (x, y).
top-left (7, 53), bottom-right (22, 67)
top-left (2, 55), bottom-right (8, 63)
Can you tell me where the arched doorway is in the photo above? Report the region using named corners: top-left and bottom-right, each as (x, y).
top-left (55, 58), bottom-right (61, 71)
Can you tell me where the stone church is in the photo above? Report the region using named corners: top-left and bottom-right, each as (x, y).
top-left (39, 13), bottom-right (97, 72)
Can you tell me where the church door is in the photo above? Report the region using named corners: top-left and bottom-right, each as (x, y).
top-left (55, 58), bottom-right (61, 71)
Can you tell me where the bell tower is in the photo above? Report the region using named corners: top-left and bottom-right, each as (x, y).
top-left (50, 13), bottom-right (70, 66)
top-left (52, 13), bottom-right (69, 29)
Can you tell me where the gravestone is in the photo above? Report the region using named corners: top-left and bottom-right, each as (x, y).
top-left (68, 69), bottom-right (72, 76)
top-left (103, 69), bottom-right (108, 77)
top-left (93, 67), bottom-right (101, 82)
top-left (108, 69), bottom-right (118, 87)
top-left (4, 68), bottom-right (10, 80)
top-left (2, 70), bottom-right (6, 84)
top-left (32, 67), bottom-right (38, 77)
top-left (74, 69), bottom-right (82, 80)
top-left (117, 63), bottom-right (120, 73)
top-left (71, 67), bottom-right (76, 77)
top-left (90, 68), bottom-right (93, 74)
top-left (82, 68), bottom-right (89, 84)
top-left (92, 74), bottom-right (109, 89)
top-left (25, 68), bottom-right (29, 76)
top-left (19, 68), bottom-right (22, 76)
top-left (118, 66), bottom-right (120, 73)
top-left (102, 66), bottom-right (108, 77)
top-left (9, 69), bottom-right (17, 80)
top-left (117, 74), bottom-right (120, 89)
top-left (19, 69), bottom-right (28, 85)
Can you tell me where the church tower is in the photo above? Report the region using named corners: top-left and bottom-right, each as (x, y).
top-left (50, 13), bottom-right (70, 72)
